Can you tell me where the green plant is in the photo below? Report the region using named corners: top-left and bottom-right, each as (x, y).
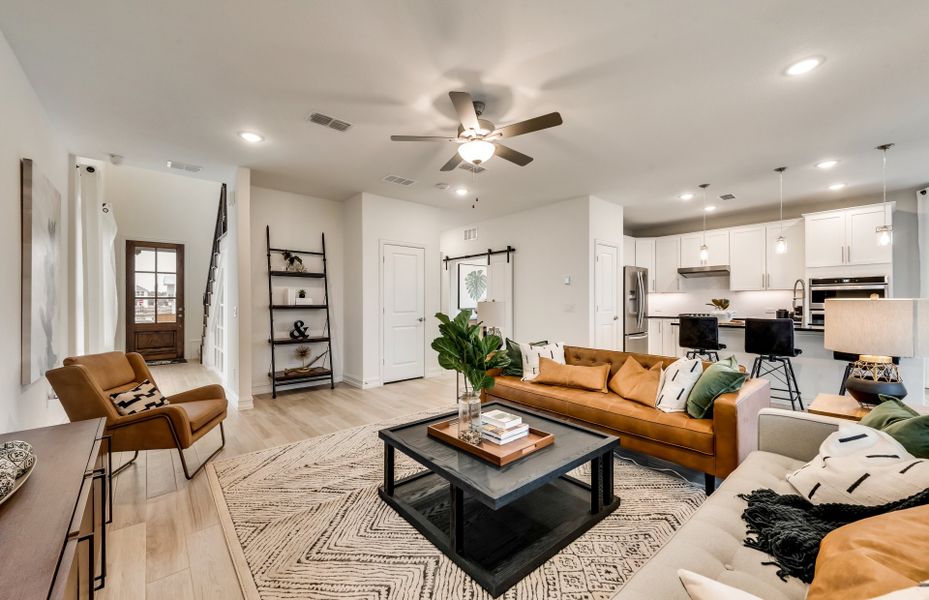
top-left (706, 298), bottom-right (731, 310)
top-left (282, 250), bottom-right (303, 270)
top-left (464, 269), bottom-right (487, 301)
top-left (432, 310), bottom-right (510, 394)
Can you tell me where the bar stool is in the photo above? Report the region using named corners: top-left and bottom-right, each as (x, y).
top-left (679, 315), bottom-right (726, 362)
top-left (745, 318), bottom-right (804, 410)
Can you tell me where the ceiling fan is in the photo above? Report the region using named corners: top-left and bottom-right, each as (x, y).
top-left (390, 91), bottom-right (563, 171)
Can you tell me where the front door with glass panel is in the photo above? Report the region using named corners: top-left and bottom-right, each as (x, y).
top-left (126, 241), bottom-right (185, 361)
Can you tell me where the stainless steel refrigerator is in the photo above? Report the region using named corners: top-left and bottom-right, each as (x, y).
top-left (623, 266), bottom-right (649, 353)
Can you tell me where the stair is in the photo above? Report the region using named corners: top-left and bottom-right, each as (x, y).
top-left (199, 184), bottom-right (227, 363)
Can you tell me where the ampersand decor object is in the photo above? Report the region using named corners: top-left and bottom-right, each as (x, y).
top-left (289, 320), bottom-right (310, 340)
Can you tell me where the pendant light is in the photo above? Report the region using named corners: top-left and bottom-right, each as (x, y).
top-left (774, 167), bottom-right (788, 254)
top-left (699, 183), bottom-right (710, 263)
top-left (875, 143), bottom-right (894, 246)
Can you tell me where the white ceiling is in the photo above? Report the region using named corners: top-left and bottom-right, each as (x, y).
top-left (2, 0), bottom-right (928, 225)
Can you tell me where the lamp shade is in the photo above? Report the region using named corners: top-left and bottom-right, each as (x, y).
top-left (824, 298), bottom-right (929, 358)
top-left (476, 301), bottom-right (506, 329)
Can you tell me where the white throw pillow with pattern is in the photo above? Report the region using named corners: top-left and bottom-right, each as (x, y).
top-left (520, 342), bottom-right (565, 381)
top-left (655, 358), bottom-right (703, 413)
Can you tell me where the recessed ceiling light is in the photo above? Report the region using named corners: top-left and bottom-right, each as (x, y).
top-left (679, 192), bottom-right (694, 201)
top-left (785, 57), bottom-right (823, 76)
top-left (705, 205), bottom-right (717, 212)
top-left (828, 183), bottom-right (846, 191)
top-left (815, 159), bottom-right (838, 169)
top-left (238, 131), bottom-right (264, 143)
top-left (455, 187), bottom-right (468, 196)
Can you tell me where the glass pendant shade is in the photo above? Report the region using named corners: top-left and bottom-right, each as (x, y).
top-left (876, 225), bottom-right (893, 247)
top-left (458, 140), bottom-right (495, 165)
top-left (699, 244), bottom-right (709, 262)
top-left (775, 235), bottom-right (787, 254)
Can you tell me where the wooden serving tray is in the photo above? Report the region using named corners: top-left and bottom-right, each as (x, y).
top-left (427, 419), bottom-right (554, 467)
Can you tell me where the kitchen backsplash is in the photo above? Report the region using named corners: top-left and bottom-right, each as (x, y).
top-left (647, 276), bottom-right (796, 319)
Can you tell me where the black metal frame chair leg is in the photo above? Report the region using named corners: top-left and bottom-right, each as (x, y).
top-left (111, 450), bottom-right (140, 476)
top-left (176, 422), bottom-right (226, 480)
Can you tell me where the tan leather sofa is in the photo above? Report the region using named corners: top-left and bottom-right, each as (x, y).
top-left (46, 351), bottom-right (227, 479)
top-left (484, 346), bottom-right (771, 492)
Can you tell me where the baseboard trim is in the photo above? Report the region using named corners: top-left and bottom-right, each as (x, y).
top-left (343, 374), bottom-right (381, 389)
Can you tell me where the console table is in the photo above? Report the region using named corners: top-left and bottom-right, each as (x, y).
top-left (0, 418), bottom-right (109, 599)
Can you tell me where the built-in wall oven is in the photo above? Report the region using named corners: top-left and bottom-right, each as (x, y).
top-left (808, 276), bottom-right (889, 329)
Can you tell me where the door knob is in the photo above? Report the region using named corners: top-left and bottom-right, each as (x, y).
top-left (418, 317), bottom-right (424, 322)
top-left (613, 316), bottom-right (619, 320)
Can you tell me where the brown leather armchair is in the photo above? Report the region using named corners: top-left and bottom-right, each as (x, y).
top-left (46, 351), bottom-right (227, 479)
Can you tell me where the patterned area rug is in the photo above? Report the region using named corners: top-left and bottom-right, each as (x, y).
top-left (208, 411), bottom-right (705, 600)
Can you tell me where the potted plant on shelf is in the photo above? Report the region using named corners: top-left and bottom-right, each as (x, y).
top-left (432, 310), bottom-right (510, 445)
top-left (706, 298), bottom-right (734, 322)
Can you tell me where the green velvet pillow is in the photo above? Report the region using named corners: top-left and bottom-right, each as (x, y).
top-left (860, 396), bottom-right (919, 430)
top-left (861, 396), bottom-right (929, 459)
top-left (502, 338), bottom-right (547, 377)
top-left (686, 356), bottom-right (747, 419)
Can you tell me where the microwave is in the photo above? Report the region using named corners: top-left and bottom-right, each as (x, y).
top-left (808, 276), bottom-right (889, 329)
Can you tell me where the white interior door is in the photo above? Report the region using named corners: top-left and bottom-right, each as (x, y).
top-left (383, 244), bottom-right (425, 383)
top-left (594, 243), bottom-right (620, 349)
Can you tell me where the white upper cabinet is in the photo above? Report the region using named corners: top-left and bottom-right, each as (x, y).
top-left (846, 205), bottom-right (893, 265)
top-left (765, 220), bottom-right (805, 289)
top-left (679, 231), bottom-right (730, 268)
top-left (623, 235), bottom-right (636, 267)
top-left (729, 225), bottom-right (766, 290)
top-left (634, 238), bottom-right (656, 292)
top-left (655, 236), bottom-right (681, 292)
top-left (805, 203), bottom-right (893, 268)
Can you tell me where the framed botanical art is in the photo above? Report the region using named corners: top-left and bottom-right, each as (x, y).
top-left (457, 263), bottom-right (488, 310)
top-left (21, 158), bottom-right (61, 384)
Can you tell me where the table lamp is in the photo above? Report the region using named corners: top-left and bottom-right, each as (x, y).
top-left (476, 301), bottom-right (506, 339)
top-left (824, 298), bottom-right (929, 405)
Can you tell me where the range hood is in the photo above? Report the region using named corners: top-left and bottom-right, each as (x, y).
top-left (677, 265), bottom-right (731, 278)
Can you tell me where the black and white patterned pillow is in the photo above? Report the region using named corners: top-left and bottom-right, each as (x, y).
top-left (109, 379), bottom-right (169, 416)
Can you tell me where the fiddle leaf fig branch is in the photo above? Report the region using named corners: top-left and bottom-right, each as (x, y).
top-left (431, 310), bottom-right (510, 394)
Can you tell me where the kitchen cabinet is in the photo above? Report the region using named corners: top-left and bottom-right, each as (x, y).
top-left (634, 238), bottom-right (656, 292)
top-left (729, 225), bottom-right (766, 290)
top-left (804, 204), bottom-right (892, 268)
top-left (655, 236), bottom-right (681, 292)
top-left (648, 318), bottom-right (681, 357)
top-left (729, 220), bottom-right (805, 291)
top-left (680, 231), bottom-right (729, 268)
top-left (623, 235), bottom-right (636, 267)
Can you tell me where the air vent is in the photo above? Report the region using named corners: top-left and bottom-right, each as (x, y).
top-left (382, 174), bottom-right (417, 187)
top-left (458, 163), bottom-right (486, 174)
top-left (463, 227), bottom-right (478, 241)
top-left (306, 112), bottom-right (352, 132)
top-left (719, 193), bottom-right (736, 201)
top-left (166, 160), bottom-right (202, 173)
top-left (435, 183), bottom-right (450, 190)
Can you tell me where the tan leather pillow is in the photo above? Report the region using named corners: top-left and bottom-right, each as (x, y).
top-left (533, 357), bottom-right (610, 392)
top-left (807, 505), bottom-right (929, 600)
top-left (609, 357), bottom-right (662, 407)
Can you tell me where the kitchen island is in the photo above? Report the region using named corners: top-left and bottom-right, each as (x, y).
top-left (647, 315), bottom-right (927, 408)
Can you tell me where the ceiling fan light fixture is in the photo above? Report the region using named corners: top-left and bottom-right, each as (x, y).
top-left (458, 140), bottom-right (495, 165)
top-left (455, 186), bottom-right (468, 196)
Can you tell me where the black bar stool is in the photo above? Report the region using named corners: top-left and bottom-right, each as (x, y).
top-left (679, 315), bottom-right (726, 362)
top-left (745, 318), bottom-right (803, 410)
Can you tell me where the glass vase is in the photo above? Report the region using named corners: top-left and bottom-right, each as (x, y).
top-left (457, 391), bottom-right (482, 446)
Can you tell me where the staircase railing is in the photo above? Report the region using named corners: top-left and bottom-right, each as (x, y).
top-left (200, 183), bottom-right (228, 363)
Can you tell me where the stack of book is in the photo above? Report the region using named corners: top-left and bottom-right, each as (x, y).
top-left (481, 409), bottom-right (529, 445)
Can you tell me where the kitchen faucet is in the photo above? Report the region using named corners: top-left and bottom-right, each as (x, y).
top-left (792, 279), bottom-right (805, 324)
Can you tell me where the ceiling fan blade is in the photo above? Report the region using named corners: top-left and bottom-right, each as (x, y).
top-left (391, 135), bottom-right (457, 142)
top-left (494, 144), bottom-right (533, 166)
top-left (449, 91), bottom-right (481, 131)
top-left (494, 112), bottom-right (563, 138)
top-left (440, 153), bottom-right (464, 171)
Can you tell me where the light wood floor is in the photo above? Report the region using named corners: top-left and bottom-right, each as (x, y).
top-left (99, 364), bottom-right (456, 600)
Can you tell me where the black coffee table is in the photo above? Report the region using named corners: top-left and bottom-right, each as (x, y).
top-left (378, 401), bottom-right (620, 596)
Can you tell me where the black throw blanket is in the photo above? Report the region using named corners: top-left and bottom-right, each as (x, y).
top-left (739, 487), bottom-right (929, 583)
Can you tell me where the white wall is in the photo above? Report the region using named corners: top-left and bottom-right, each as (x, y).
top-left (0, 29), bottom-right (70, 432)
top-left (440, 196), bottom-right (592, 346)
top-left (350, 193), bottom-right (442, 387)
top-left (342, 193), bottom-right (364, 385)
top-left (250, 186), bottom-right (344, 393)
top-left (105, 164), bottom-right (222, 360)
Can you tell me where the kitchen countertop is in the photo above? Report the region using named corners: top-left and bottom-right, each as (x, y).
top-left (647, 315), bottom-right (823, 333)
